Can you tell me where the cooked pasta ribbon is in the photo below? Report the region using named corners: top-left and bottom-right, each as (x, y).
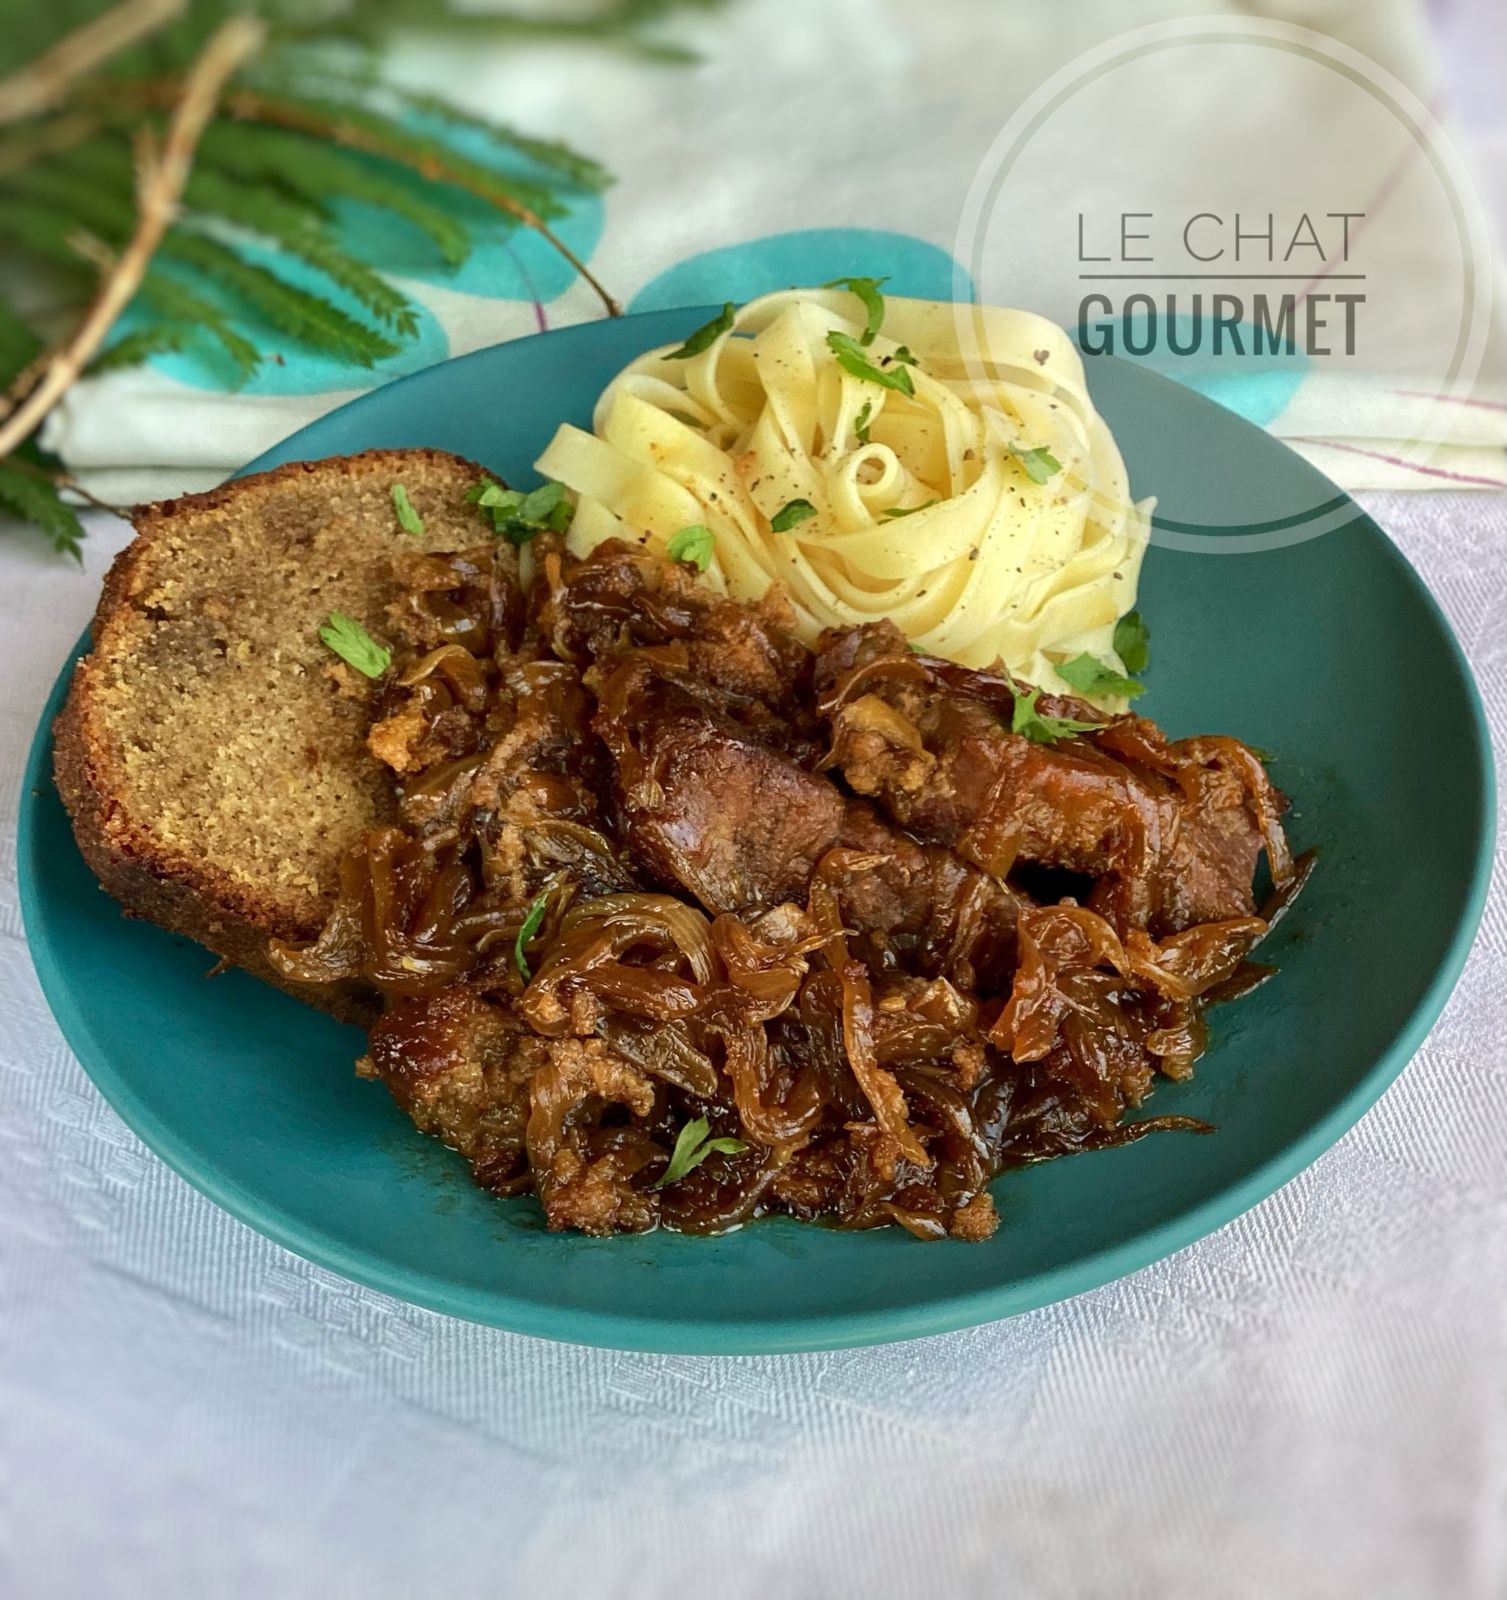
top-left (535, 290), bottom-right (1152, 696)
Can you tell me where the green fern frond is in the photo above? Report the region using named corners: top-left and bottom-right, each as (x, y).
top-left (88, 325), bottom-right (192, 374)
top-left (294, 0), bottom-right (720, 63)
top-left (101, 0), bottom-right (232, 77)
top-left (3, 153), bottom-right (399, 374)
top-left (243, 28), bottom-right (385, 92)
top-left (0, 0), bottom-right (736, 557)
top-left (162, 232), bottom-right (400, 367)
top-left (253, 93), bottom-right (567, 222)
top-left (182, 168), bottom-right (418, 335)
top-left (138, 270), bottom-right (263, 382)
top-left (243, 70), bottom-right (612, 191)
top-left (196, 123), bottom-right (472, 267)
top-left (19, 142), bottom-right (400, 368)
top-left (0, 191), bottom-right (261, 384)
top-left (0, 2), bottom-right (83, 79)
top-left (387, 91), bottom-right (612, 191)
top-left (0, 194), bottom-right (104, 277)
top-left (0, 298), bottom-right (43, 385)
top-left (0, 158), bottom-right (135, 244)
top-left (55, 92), bottom-right (567, 231)
top-left (36, 132), bottom-right (132, 186)
top-left (0, 461), bottom-right (85, 558)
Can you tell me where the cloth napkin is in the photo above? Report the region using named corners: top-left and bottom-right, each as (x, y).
top-left (41, 0), bottom-right (1506, 506)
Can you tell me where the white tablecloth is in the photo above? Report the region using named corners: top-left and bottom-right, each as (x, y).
top-left (0, 486), bottom-right (1503, 1600)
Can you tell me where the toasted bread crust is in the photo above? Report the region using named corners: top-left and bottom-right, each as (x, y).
top-left (53, 448), bottom-right (495, 1024)
top-left (54, 661), bottom-right (375, 1020)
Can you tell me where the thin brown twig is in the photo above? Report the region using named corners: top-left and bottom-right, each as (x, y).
top-left (0, 0), bottom-right (187, 126)
top-left (0, 15), bottom-right (265, 459)
top-left (222, 89), bottom-right (622, 315)
top-left (64, 227), bottom-right (117, 277)
top-left (105, 80), bottom-right (623, 316)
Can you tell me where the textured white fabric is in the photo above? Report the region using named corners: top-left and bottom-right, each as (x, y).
top-left (0, 487), bottom-right (1503, 1600)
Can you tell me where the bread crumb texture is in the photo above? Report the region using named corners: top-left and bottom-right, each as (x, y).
top-left (81, 451), bottom-right (488, 929)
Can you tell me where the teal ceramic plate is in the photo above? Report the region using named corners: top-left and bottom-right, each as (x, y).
top-left (19, 309), bottom-right (1494, 1353)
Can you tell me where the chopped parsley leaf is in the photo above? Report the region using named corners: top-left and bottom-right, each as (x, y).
top-left (1055, 652), bottom-right (1145, 701)
top-left (469, 478), bottom-right (571, 546)
top-left (1113, 609), bottom-right (1150, 675)
top-left (827, 330), bottom-right (915, 395)
top-left (651, 1116), bottom-right (749, 1190)
top-left (881, 499), bottom-right (941, 519)
top-left (665, 302), bottom-right (735, 360)
top-left (319, 611), bottom-right (390, 679)
top-left (667, 523), bottom-right (715, 571)
top-left (1011, 445), bottom-right (1062, 484)
top-left (854, 400), bottom-right (873, 445)
top-left (390, 483), bottom-right (423, 536)
top-left (514, 891), bottom-right (550, 981)
top-left (1010, 685), bottom-right (1103, 744)
top-left (770, 498), bottom-right (817, 532)
top-left (520, 480), bottom-right (569, 526)
top-left (823, 275), bottom-right (888, 344)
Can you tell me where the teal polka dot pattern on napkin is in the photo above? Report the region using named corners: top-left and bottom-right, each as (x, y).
top-left (630, 228), bottom-right (972, 313)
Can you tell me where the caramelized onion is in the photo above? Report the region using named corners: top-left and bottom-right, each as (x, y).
top-left (398, 644), bottom-right (491, 712)
top-left (269, 827), bottom-right (481, 994)
top-left (721, 1023), bottom-right (825, 1149)
top-left (284, 534), bottom-right (1306, 1242)
top-left (1183, 735), bottom-right (1296, 889)
top-left (709, 912), bottom-right (824, 1020)
top-left (600, 1018), bottom-right (720, 1099)
top-left (524, 820), bottom-right (633, 889)
top-left (559, 894), bottom-right (717, 981)
top-left (815, 649), bottom-right (932, 717)
top-left (840, 963), bottom-right (931, 1168)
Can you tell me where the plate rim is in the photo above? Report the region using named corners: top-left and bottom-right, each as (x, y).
top-left (17, 315), bottom-right (1498, 1353)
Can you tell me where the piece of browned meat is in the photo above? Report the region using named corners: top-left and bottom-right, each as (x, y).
top-left (594, 653), bottom-right (846, 914)
top-left (831, 800), bottom-right (1025, 993)
top-left (538, 537), bottom-right (819, 751)
top-left (365, 986), bottom-right (542, 1195)
top-left (815, 621), bottom-right (1292, 935)
top-left (593, 648), bottom-right (1027, 993)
